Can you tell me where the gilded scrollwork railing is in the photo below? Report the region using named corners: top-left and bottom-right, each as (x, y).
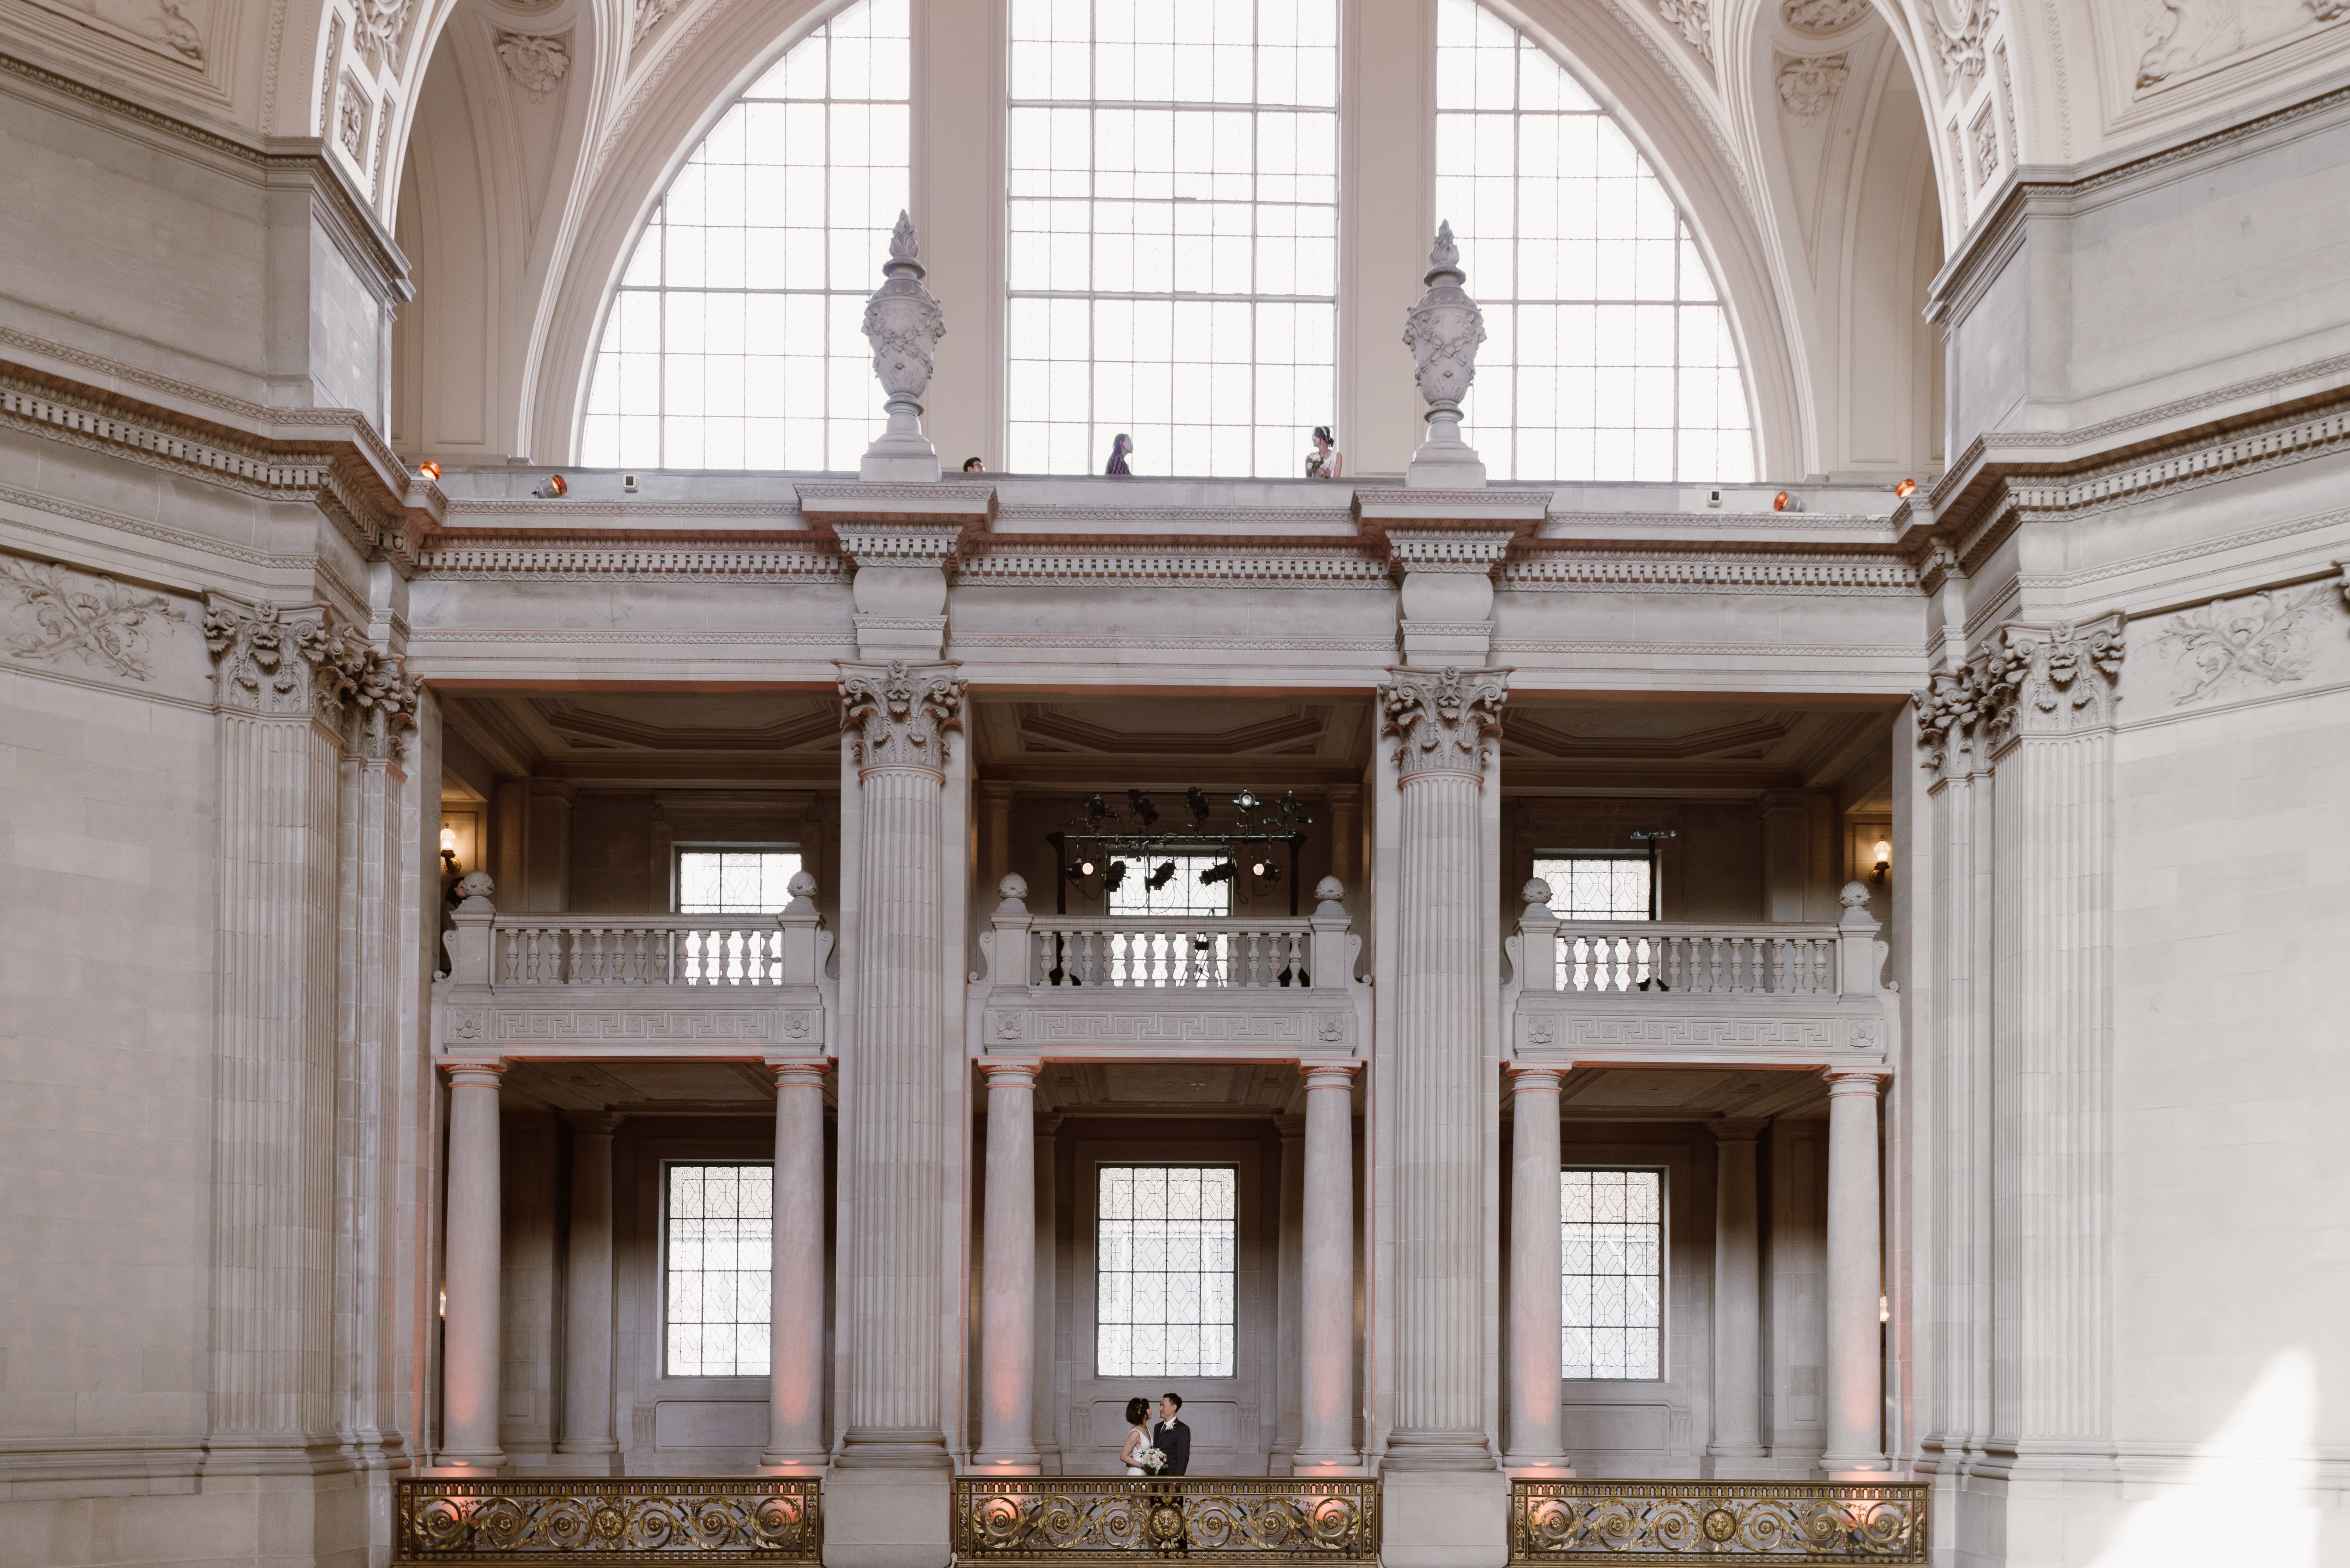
top-left (1508, 1480), bottom-right (1926, 1564)
top-left (952, 1477), bottom-right (1378, 1563)
top-left (394, 1478), bottom-right (821, 1563)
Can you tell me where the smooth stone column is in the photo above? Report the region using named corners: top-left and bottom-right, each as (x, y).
top-left (1504, 1067), bottom-right (1567, 1472)
top-left (1822, 1071), bottom-right (1889, 1476)
top-left (975, 1061), bottom-right (1041, 1470)
top-left (1295, 1064), bottom-right (1361, 1470)
top-left (441, 1062), bottom-right (507, 1472)
top-left (556, 1113), bottom-right (622, 1469)
top-left (1708, 1119), bottom-right (1768, 1469)
top-left (1270, 1113), bottom-right (1307, 1472)
top-left (763, 1062), bottom-right (831, 1470)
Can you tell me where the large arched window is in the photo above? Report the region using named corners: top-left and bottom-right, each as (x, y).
top-left (579, 0), bottom-right (910, 470)
top-left (1005, 0), bottom-right (1338, 478)
top-left (1435, 0), bottom-right (1754, 482)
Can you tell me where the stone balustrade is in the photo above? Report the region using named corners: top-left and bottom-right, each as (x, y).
top-left (1024, 917), bottom-right (1316, 988)
top-left (491, 915), bottom-right (802, 988)
top-left (1545, 922), bottom-right (1843, 995)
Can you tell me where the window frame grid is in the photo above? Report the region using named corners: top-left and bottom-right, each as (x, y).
top-left (671, 843), bottom-right (808, 915)
top-left (1093, 1161), bottom-right (1241, 1380)
top-left (1560, 1165), bottom-right (1666, 1382)
top-left (1006, 0), bottom-right (1341, 477)
top-left (660, 1159), bottom-right (777, 1380)
top-left (1433, 0), bottom-right (1756, 483)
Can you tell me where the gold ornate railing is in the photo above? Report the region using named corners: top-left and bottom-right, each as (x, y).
top-left (952, 1476), bottom-right (1379, 1563)
top-left (1509, 1480), bottom-right (1927, 1564)
top-left (394, 1478), bottom-right (821, 1563)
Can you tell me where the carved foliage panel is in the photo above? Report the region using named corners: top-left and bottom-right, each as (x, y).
top-left (2134, 581), bottom-right (2345, 712)
top-left (1, 553), bottom-right (193, 690)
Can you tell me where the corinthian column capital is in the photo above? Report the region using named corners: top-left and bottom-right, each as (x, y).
top-left (1974, 613), bottom-right (2126, 747)
top-left (202, 594), bottom-right (369, 720)
top-left (1378, 665), bottom-right (1507, 779)
top-left (839, 658), bottom-right (966, 772)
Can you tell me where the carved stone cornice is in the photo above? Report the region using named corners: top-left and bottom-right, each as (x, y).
top-left (1387, 529), bottom-right (1515, 574)
top-left (839, 659), bottom-right (965, 773)
top-left (1379, 666), bottom-right (1507, 779)
top-left (1914, 613), bottom-right (2125, 775)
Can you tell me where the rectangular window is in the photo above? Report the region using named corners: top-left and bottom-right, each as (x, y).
top-left (1096, 1164), bottom-right (1237, 1377)
top-left (665, 1162), bottom-right (773, 1377)
top-left (1104, 852), bottom-right (1235, 918)
top-left (1535, 852), bottom-right (1654, 989)
top-left (1561, 1167), bottom-right (1662, 1379)
top-left (675, 848), bottom-right (805, 914)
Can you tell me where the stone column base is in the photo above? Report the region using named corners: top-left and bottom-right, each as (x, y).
top-left (1377, 1469), bottom-right (1510, 1568)
top-left (823, 1471), bottom-right (953, 1568)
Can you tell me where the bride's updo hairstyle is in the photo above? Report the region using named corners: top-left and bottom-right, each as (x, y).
top-left (1125, 1397), bottom-right (1151, 1427)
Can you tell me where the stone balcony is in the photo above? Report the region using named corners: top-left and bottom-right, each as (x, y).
top-left (967, 874), bottom-right (1371, 1063)
top-left (1507, 882), bottom-right (1897, 1070)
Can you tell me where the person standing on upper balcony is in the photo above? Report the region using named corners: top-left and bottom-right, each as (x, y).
top-left (1306, 426), bottom-right (1344, 479)
top-left (1105, 433), bottom-right (1134, 475)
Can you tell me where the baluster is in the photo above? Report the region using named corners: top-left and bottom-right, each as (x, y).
top-left (523, 929), bottom-right (540, 985)
top-left (1664, 934), bottom-right (1684, 991)
top-left (1612, 937), bottom-right (1630, 992)
top-left (1772, 938), bottom-right (1790, 994)
top-left (1701, 936), bottom-right (1719, 994)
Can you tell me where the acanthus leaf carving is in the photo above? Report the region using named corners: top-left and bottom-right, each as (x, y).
top-left (2154, 585), bottom-right (2325, 704)
top-left (840, 658), bottom-right (965, 771)
top-left (494, 32), bottom-right (571, 103)
top-left (203, 596), bottom-right (418, 756)
top-left (1783, 0), bottom-right (1869, 28)
top-left (1379, 666), bottom-right (1507, 777)
top-left (1, 555), bottom-right (185, 681)
top-left (1926, 0), bottom-right (1998, 89)
top-left (1974, 614), bottom-right (2126, 748)
top-left (1654, 0), bottom-right (1715, 62)
top-left (1777, 53), bottom-right (1850, 118)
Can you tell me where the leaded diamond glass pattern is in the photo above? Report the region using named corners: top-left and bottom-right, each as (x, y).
top-left (1104, 853), bottom-right (1235, 918)
top-left (1007, 0), bottom-right (1339, 476)
top-left (580, 0), bottom-right (910, 471)
top-left (1097, 1164), bottom-right (1237, 1377)
top-left (676, 850), bottom-right (806, 914)
top-left (665, 1163), bottom-right (774, 1377)
top-left (1533, 856), bottom-right (1650, 919)
top-left (1434, 0), bottom-right (1755, 482)
top-left (1561, 1168), bottom-right (1662, 1379)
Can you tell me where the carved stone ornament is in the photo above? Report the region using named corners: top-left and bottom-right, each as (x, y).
top-left (203, 597), bottom-right (419, 756)
top-left (1379, 666), bottom-right (1507, 777)
top-left (1783, 0), bottom-right (1868, 29)
top-left (1777, 54), bottom-right (1849, 118)
top-left (353, 0), bottom-right (412, 68)
top-left (1926, 0), bottom-right (1997, 87)
top-left (1655, 0), bottom-right (1715, 61)
top-left (631, 0), bottom-right (677, 42)
top-left (1, 556), bottom-right (185, 681)
top-left (1917, 614), bottom-right (2124, 772)
top-left (864, 213), bottom-right (945, 411)
top-left (2155, 586), bottom-right (2325, 704)
top-left (34, 0), bottom-right (205, 62)
top-left (2139, 0), bottom-right (2349, 89)
top-left (338, 76), bottom-right (369, 161)
top-left (494, 32), bottom-right (571, 102)
top-left (839, 659), bottom-right (965, 771)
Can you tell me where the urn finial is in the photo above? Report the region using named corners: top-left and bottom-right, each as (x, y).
top-left (1402, 220), bottom-right (1487, 488)
top-left (858, 210), bottom-right (946, 481)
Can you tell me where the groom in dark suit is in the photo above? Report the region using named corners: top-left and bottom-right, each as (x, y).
top-left (1154, 1393), bottom-right (1191, 1476)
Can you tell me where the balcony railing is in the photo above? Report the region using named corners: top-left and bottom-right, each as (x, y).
top-left (1508, 1479), bottom-right (1926, 1563)
top-left (491, 915), bottom-right (805, 988)
top-left (1026, 918), bottom-right (1315, 989)
top-left (1549, 923), bottom-right (1841, 995)
top-left (394, 1477), bottom-right (821, 1561)
top-left (953, 1476), bottom-right (1378, 1563)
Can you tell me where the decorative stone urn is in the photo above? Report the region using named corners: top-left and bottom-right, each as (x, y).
top-left (1401, 220), bottom-right (1488, 487)
top-left (859, 211), bottom-right (946, 481)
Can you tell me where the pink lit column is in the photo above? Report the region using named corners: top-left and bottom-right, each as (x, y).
top-left (1822, 1069), bottom-right (1889, 1475)
top-left (975, 1061), bottom-right (1041, 1470)
top-left (762, 1061), bottom-right (831, 1470)
top-left (1504, 1066), bottom-right (1567, 1471)
top-left (440, 1061), bottom-right (506, 1472)
top-left (1294, 1062), bottom-right (1360, 1469)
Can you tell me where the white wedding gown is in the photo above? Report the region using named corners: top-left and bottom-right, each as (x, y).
top-left (1125, 1425), bottom-right (1148, 1476)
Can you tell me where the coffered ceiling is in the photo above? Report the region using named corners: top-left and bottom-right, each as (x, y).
top-left (1501, 700), bottom-right (1896, 797)
top-left (442, 690), bottom-right (843, 788)
top-left (971, 698), bottom-right (1374, 787)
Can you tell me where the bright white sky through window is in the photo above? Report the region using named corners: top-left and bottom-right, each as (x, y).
top-left (1008, 0), bottom-right (1339, 477)
top-left (1435, 0), bottom-right (1754, 482)
top-left (580, 0), bottom-right (909, 471)
top-left (666, 1163), bottom-right (773, 1377)
top-left (1563, 1168), bottom-right (1663, 1379)
top-left (1097, 1165), bottom-right (1238, 1377)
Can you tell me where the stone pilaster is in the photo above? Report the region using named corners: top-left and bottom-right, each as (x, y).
top-left (1376, 664), bottom-right (1509, 1565)
top-left (1296, 1064), bottom-right (1361, 1471)
top-left (557, 1113), bottom-right (623, 1471)
top-left (976, 1061), bottom-right (1040, 1471)
top-left (1503, 1067), bottom-right (1566, 1472)
top-left (830, 658), bottom-right (963, 1567)
top-left (763, 1064), bottom-right (831, 1471)
top-left (200, 596), bottom-right (382, 1474)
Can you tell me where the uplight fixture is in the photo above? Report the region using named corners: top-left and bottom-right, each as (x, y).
top-left (418, 460), bottom-right (442, 480)
top-left (1873, 840), bottom-right (1892, 882)
top-left (1894, 478), bottom-right (1916, 499)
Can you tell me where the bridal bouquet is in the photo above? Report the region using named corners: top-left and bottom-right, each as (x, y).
top-left (1137, 1445), bottom-right (1168, 1475)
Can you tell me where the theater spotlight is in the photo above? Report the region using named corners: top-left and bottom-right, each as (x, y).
top-left (1147, 861), bottom-right (1178, 891)
top-left (1187, 787), bottom-right (1211, 824)
top-left (1128, 789), bottom-right (1160, 826)
top-left (1102, 860), bottom-right (1129, 891)
top-left (1200, 861), bottom-right (1236, 886)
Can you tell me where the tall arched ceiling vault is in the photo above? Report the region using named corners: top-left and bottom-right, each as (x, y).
top-left (13, 0), bottom-right (2328, 473)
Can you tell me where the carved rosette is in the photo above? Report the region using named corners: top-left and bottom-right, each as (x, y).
top-left (840, 659), bottom-right (965, 773)
top-left (1402, 223), bottom-right (1486, 423)
top-left (1915, 613), bottom-right (2125, 774)
top-left (1379, 666), bottom-right (1507, 778)
top-left (202, 596), bottom-right (419, 756)
top-left (862, 213), bottom-right (947, 410)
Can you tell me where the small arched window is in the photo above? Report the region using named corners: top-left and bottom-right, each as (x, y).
top-left (1435, 0), bottom-right (1754, 482)
top-left (580, 0), bottom-right (910, 470)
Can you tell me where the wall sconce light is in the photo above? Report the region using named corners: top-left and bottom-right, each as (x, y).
top-left (440, 825), bottom-right (460, 873)
top-left (1872, 839), bottom-right (1891, 883)
top-left (418, 460), bottom-right (442, 481)
top-left (1894, 478), bottom-right (1916, 499)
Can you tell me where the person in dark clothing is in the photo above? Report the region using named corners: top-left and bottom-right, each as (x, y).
top-left (1153, 1393), bottom-right (1191, 1476)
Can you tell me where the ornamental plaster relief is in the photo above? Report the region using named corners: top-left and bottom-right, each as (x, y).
top-left (1777, 53), bottom-right (1851, 118)
top-left (838, 658), bottom-right (964, 770)
top-left (1379, 666), bottom-right (1507, 775)
top-left (2136, 581), bottom-right (2342, 709)
top-left (0, 554), bottom-right (186, 682)
top-left (2133, 0), bottom-right (2350, 90)
top-left (1915, 614), bottom-right (2126, 774)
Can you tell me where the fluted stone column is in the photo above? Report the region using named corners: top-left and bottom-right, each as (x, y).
top-left (1295, 1064), bottom-right (1360, 1469)
top-left (1377, 665), bottom-right (1509, 1567)
top-left (976, 1061), bottom-right (1040, 1470)
top-left (1822, 1072), bottom-right (1888, 1476)
top-left (832, 659), bottom-right (964, 1567)
top-left (557, 1114), bottom-right (621, 1470)
top-left (200, 596), bottom-right (406, 1475)
top-left (763, 1063), bottom-right (831, 1470)
top-left (1708, 1120), bottom-right (1768, 1469)
top-left (441, 1062), bottom-right (508, 1471)
top-left (1504, 1067), bottom-right (1566, 1472)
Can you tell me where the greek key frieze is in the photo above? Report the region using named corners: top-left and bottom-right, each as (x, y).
top-left (491, 1010), bottom-right (777, 1044)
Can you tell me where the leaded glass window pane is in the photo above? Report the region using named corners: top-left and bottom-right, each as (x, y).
top-left (581, 0), bottom-right (910, 470)
top-left (676, 849), bottom-right (806, 914)
top-left (1434, 0), bottom-right (1755, 482)
top-left (1104, 853), bottom-right (1235, 918)
top-left (1532, 855), bottom-right (1650, 920)
top-left (1561, 1167), bottom-right (1662, 1379)
top-left (666, 1162), bottom-right (774, 1377)
top-left (1097, 1164), bottom-right (1238, 1377)
top-left (1007, 0), bottom-right (1339, 476)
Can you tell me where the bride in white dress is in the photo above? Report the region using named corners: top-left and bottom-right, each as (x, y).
top-left (1119, 1396), bottom-right (1152, 1475)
